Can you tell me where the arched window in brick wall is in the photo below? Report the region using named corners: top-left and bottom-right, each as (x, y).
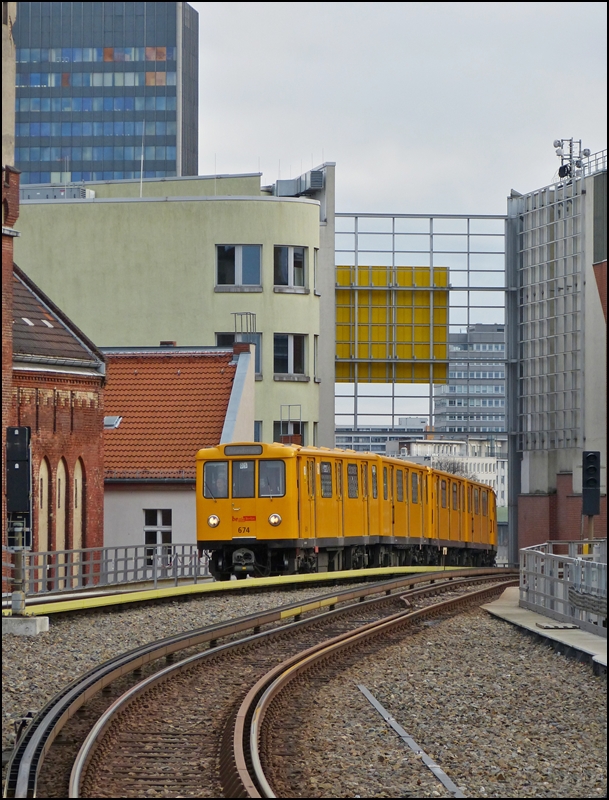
top-left (73, 458), bottom-right (85, 551)
top-left (55, 458), bottom-right (68, 589)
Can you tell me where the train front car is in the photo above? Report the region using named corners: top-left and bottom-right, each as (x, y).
top-left (196, 443), bottom-right (298, 579)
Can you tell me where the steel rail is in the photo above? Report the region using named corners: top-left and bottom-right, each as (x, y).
top-left (242, 579), bottom-right (518, 798)
top-left (3, 567), bottom-right (514, 798)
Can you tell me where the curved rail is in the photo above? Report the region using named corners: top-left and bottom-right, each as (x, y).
top-left (235, 578), bottom-right (518, 798)
top-left (3, 568), bottom-right (514, 798)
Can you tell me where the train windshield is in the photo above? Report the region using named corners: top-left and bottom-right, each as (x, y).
top-left (204, 461), bottom-right (228, 498)
top-left (259, 460), bottom-right (286, 497)
top-left (232, 460), bottom-right (255, 498)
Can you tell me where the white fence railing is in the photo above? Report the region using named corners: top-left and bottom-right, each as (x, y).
top-left (2, 544), bottom-right (210, 597)
top-left (520, 539), bottom-right (607, 637)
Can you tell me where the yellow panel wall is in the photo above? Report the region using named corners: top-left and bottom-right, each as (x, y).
top-left (335, 265), bottom-right (449, 383)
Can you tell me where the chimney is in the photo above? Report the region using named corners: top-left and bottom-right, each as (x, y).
top-left (232, 342), bottom-right (251, 355)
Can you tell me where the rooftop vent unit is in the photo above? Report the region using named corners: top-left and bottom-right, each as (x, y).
top-left (274, 170), bottom-right (324, 197)
top-left (20, 186), bottom-right (95, 200)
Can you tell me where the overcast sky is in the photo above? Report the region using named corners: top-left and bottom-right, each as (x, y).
top-left (192, 1), bottom-right (606, 215)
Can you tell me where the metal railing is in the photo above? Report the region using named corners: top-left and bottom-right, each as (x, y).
top-left (2, 543), bottom-right (210, 598)
top-left (520, 539), bottom-right (607, 637)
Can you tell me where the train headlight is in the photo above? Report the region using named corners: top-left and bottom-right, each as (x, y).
top-left (207, 515), bottom-right (220, 528)
top-left (268, 513), bottom-right (282, 527)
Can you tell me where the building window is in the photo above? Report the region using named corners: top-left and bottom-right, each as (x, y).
top-left (217, 245), bottom-right (261, 286)
top-left (274, 334), bottom-right (306, 375)
top-left (273, 421), bottom-right (306, 445)
top-left (144, 509), bottom-right (172, 565)
top-left (217, 332), bottom-right (262, 374)
top-left (254, 421), bottom-right (263, 442)
top-left (274, 246), bottom-right (306, 287)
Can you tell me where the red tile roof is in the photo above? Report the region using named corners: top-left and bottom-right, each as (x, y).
top-left (103, 350), bottom-right (237, 480)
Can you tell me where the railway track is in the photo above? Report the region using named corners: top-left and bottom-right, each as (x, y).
top-left (3, 569), bottom-right (516, 799)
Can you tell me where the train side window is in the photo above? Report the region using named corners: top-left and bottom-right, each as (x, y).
top-left (461, 484), bottom-right (465, 511)
top-left (336, 462), bottom-right (343, 498)
top-left (320, 461), bottom-right (333, 498)
top-left (361, 464), bottom-right (368, 497)
top-left (371, 465), bottom-right (378, 499)
top-left (482, 491), bottom-right (488, 516)
top-left (452, 482), bottom-right (458, 510)
top-left (232, 461), bottom-right (255, 497)
top-left (259, 460), bottom-right (286, 497)
top-left (411, 473), bottom-right (418, 504)
top-left (382, 467), bottom-right (388, 500)
top-left (396, 470), bottom-right (404, 502)
top-left (441, 479), bottom-right (447, 508)
top-left (204, 461), bottom-right (228, 498)
top-left (403, 470), bottom-right (409, 502)
top-left (347, 463), bottom-right (359, 498)
top-left (468, 486), bottom-right (472, 513)
top-left (474, 488), bottom-right (479, 514)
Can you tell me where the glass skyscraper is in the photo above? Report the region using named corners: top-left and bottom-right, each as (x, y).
top-left (13, 2), bottom-right (198, 184)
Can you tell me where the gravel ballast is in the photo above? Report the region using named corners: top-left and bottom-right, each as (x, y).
top-left (3, 590), bottom-right (606, 798)
top-left (283, 607), bottom-right (607, 798)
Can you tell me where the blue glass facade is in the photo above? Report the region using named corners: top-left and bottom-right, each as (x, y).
top-left (13, 2), bottom-right (198, 184)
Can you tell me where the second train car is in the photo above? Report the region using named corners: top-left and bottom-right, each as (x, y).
top-left (196, 442), bottom-right (497, 579)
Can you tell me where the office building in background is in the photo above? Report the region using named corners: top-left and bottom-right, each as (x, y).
top-left (13, 1), bottom-right (198, 184)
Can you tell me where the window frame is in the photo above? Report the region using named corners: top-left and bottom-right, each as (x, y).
top-left (143, 509), bottom-right (172, 565)
top-left (216, 244), bottom-right (262, 288)
top-left (274, 333), bottom-right (307, 376)
top-left (273, 245), bottom-right (307, 288)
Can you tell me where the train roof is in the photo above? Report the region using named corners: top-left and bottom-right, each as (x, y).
top-left (195, 442), bottom-right (496, 497)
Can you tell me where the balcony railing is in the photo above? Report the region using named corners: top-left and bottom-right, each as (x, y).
top-left (2, 543), bottom-right (210, 598)
top-left (519, 539), bottom-right (607, 637)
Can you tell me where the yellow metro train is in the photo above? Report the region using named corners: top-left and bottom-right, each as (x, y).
top-left (195, 442), bottom-right (497, 579)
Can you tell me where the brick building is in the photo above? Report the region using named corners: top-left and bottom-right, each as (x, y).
top-left (3, 166), bottom-right (106, 582)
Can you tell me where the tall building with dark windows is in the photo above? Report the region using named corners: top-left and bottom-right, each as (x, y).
top-left (13, 2), bottom-right (198, 184)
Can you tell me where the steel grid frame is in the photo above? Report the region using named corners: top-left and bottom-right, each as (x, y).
top-left (335, 212), bottom-right (507, 433)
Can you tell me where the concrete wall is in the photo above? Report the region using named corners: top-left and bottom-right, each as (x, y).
top-left (221, 347), bottom-right (256, 443)
top-left (316, 163), bottom-right (337, 446)
top-left (15, 189), bottom-right (325, 445)
top-left (2, 2), bottom-right (17, 168)
top-left (83, 173), bottom-right (263, 199)
top-left (104, 484), bottom-right (196, 549)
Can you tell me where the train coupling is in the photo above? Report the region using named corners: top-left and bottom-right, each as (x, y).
top-left (232, 547), bottom-right (255, 575)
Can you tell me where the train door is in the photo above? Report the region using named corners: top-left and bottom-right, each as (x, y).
top-left (473, 487), bottom-right (481, 542)
top-left (336, 461), bottom-right (344, 537)
top-left (230, 459), bottom-right (257, 539)
top-left (430, 475), bottom-right (440, 539)
top-left (410, 471), bottom-right (422, 540)
top-left (361, 462), bottom-right (369, 536)
top-left (389, 466), bottom-right (395, 537)
top-left (307, 458), bottom-right (317, 538)
top-left (403, 469), bottom-right (410, 539)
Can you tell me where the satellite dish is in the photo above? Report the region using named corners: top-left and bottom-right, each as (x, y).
top-left (555, 148), bottom-right (563, 156)
top-left (583, 148), bottom-right (591, 157)
top-left (553, 139), bottom-right (562, 148)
